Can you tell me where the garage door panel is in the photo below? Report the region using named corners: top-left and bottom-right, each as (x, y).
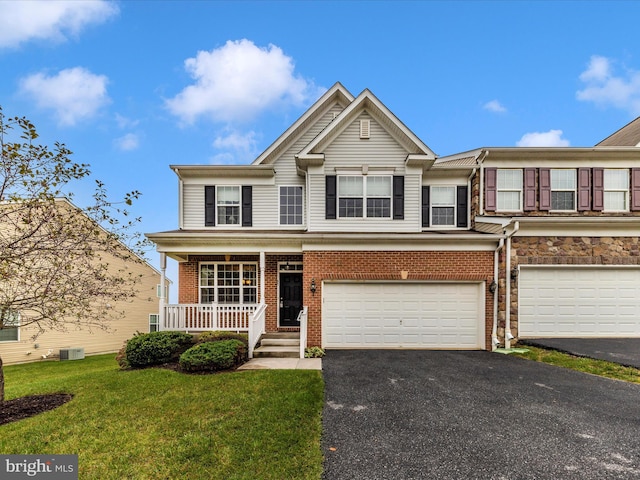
top-left (520, 268), bottom-right (640, 337)
top-left (323, 282), bottom-right (484, 349)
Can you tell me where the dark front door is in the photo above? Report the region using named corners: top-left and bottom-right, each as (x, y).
top-left (280, 273), bottom-right (303, 327)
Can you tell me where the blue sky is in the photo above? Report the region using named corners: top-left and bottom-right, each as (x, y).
top-left (1, 0), bottom-right (640, 288)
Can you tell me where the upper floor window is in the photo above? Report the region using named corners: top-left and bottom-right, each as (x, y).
top-left (338, 175), bottom-right (391, 218)
top-left (280, 186), bottom-right (303, 225)
top-left (431, 186), bottom-right (456, 226)
top-left (497, 169), bottom-right (523, 211)
top-left (0, 309), bottom-right (20, 342)
top-left (551, 169), bottom-right (576, 211)
top-left (217, 186), bottom-right (240, 225)
top-left (604, 169), bottom-right (629, 211)
top-left (200, 263), bottom-right (257, 304)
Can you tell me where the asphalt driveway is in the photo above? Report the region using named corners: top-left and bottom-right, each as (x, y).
top-left (520, 338), bottom-right (640, 369)
top-left (322, 350), bottom-right (640, 480)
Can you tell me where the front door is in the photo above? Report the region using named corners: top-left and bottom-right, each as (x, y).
top-left (280, 273), bottom-right (303, 327)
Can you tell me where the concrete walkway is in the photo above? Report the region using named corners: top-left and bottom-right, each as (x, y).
top-left (237, 357), bottom-right (322, 370)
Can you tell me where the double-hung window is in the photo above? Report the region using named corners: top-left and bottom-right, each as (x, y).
top-left (0, 309), bottom-right (20, 342)
top-left (604, 169), bottom-right (629, 211)
top-left (279, 186), bottom-right (303, 225)
top-left (338, 175), bottom-right (391, 218)
top-left (431, 186), bottom-right (456, 226)
top-left (200, 263), bottom-right (258, 304)
top-left (149, 314), bottom-right (159, 332)
top-left (497, 169), bottom-right (523, 211)
top-left (217, 186), bottom-right (240, 225)
top-left (551, 169), bottom-right (577, 211)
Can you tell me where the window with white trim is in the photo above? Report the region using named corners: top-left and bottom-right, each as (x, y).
top-left (551, 169), bottom-right (576, 211)
top-left (199, 263), bottom-right (258, 304)
top-left (279, 186), bottom-right (303, 225)
top-left (0, 309), bottom-right (20, 342)
top-left (497, 169), bottom-right (523, 211)
top-left (338, 175), bottom-right (391, 218)
top-left (604, 169), bottom-right (629, 211)
top-left (149, 314), bottom-right (159, 332)
top-left (431, 186), bottom-right (456, 226)
top-left (216, 186), bottom-right (240, 225)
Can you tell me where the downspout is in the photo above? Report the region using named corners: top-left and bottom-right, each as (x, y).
top-left (504, 221), bottom-right (520, 349)
top-left (477, 150), bottom-right (489, 214)
top-left (467, 168), bottom-right (476, 229)
top-left (492, 238), bottom-right (504, 350)
top-left (159, 253), bottom-right (167, 331)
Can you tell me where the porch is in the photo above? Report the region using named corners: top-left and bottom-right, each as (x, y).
top-left (160, 303), bottom-right (308, 359)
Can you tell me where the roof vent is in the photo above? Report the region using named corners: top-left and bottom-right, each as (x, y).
top-left (359, 119), bottom-right (370, 139)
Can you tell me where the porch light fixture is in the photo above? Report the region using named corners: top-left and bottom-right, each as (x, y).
top-left (510, 267), bottom-right (518, 280)
top-left (310, 278), bottom-right (317, 295)
top-left (489, 280), bottom-right (497, 294)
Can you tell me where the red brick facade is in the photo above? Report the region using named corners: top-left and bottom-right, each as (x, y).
top-left (178, 250), bottom-right (495, 351)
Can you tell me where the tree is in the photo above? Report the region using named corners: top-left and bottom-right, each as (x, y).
top-left (0, 107), bottom-right (148, 402)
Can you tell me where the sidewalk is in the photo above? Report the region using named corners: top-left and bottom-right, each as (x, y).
top-left (237, 357), bottom-right (322, 370)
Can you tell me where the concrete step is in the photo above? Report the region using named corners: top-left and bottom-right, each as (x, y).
top-left (261, 332), bottom-right (300, 340)
top-left (253, 346), bottom-right (300, 358)
top-left (260, 338), bottom-right (300, 347)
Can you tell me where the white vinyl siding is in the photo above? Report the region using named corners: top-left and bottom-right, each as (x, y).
top-left (603, 169), bottom-right (629, 212)
top-left (520, 267), bottom-right (640, 337)
top-left (323, 282), bottom-right (484, 349)
top-left (497, 169), bottom-right (523, 211)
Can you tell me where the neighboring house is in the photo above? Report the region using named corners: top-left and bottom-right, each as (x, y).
top-left (146, 82), bottom-right (640, 356)
top-left (0, 199), bottom-right (167, 365)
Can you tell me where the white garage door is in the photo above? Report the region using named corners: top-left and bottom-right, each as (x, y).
top-left (519, 267), bottom-right (640, 337)
top-left (323, 282), bottom-right (484, 349)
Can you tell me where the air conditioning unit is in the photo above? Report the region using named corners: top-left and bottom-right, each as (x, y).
top-left (59, 347), bottom-right (85, 361)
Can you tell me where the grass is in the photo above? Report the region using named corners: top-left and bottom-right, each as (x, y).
top-left (511, 344), bottom-right (640, 384)
top-left (0, 354), bottom-right (324, 479)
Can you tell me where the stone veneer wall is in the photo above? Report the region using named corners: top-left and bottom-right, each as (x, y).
top-left (503, 236), bottom-right (640, 336)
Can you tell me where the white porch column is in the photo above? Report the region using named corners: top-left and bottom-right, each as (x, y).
top-left (159, 253), bottom-right (167, 331)
top-left (259, 251), bottom-right (266, 305)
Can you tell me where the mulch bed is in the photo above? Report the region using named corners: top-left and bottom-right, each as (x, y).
top-left (0, 393), bottom-right (73, 426)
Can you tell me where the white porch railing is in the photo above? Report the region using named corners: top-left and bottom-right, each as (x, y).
top-left (248, 303), bottom-right (267, 359)
top-left (298, 306), bottom-right (308, 359)
top-left (162, 304), bottom-right (257, 332)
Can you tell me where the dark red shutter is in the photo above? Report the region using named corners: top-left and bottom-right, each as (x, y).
top-left (592, 168), bottom-right (604, 211)
top-left (577, 168), bottom-right (591, 211)
top-left (631, 169), bottom-right (640, 211)
top-left (523, 168), bottom-right (536, 211)
top-left (485, 168), bottom-right (497, 212)
top-left (539, 168), bottom-right (551, 211)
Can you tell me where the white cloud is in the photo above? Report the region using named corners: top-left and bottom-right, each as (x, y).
top-left (211, 130), bottom-right (260, 164)
top-left (20, 67), bottom-right (110, 126)
top-left (114, 113), bottom-right (140, 129)
top-left (0, 0), bottom-right (118, 49)
top-left (114, 133), bottom-right (140, 151)
top-left (576, 55), bottom-right (640, 115)
top-left (166, 39), bottom-right (324, 124)
top-left (516, 130), bottom-right (570, 147)
top-left (483, 100), bottom-right (506, 113)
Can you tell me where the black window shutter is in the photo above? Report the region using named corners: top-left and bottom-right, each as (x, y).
top-left (326, 176), bottom-right (337, 219)
top-left (205, 186), bottom-right (215, 226)
top-left (242, 186), bottom-right (252, 227)
top-left (456, 185), bottom-right (468, 228)
top-left (393, 176), bottom-right (404, 220)
top-left (422, 186), bottom-right (430, 228)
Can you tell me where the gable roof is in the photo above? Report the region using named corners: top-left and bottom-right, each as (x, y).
top-left (596, 117), bottom-right (640, 146)
top-left (296, 88), bottom-right (436, 161)
top-left (252, 82), bottom-right (354, 165)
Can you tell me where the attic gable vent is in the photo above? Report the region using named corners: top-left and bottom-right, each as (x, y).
top-left (360, 119), bottom-right (370, 139)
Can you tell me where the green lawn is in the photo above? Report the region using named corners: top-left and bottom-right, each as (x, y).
top-left (0, 354), bottom-right (324, 479)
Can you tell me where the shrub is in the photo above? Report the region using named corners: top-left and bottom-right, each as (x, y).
top-left (115, 342), bottom-right (129, 369)
top-left (196, 330), bottom-right (248, 346)
top-left (124, 331), bottom-right (194, 368)
top-left (304, 347), bottom-right (325, 358)
top-left (179, 339), bottom-right (247, 373)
